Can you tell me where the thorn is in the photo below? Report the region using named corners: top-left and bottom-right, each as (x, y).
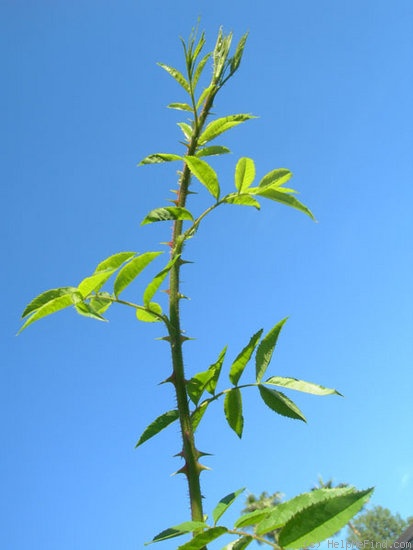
top-left (173, 450), bottom-right (185, 458)
top-left (171, 465), bottom-right (188, 476)
top-left (158, 373), bottom-right (174, 385)
top-left (156, 335), bottom-right (171, 342)
top-left (198, 463), bottom-right (211, 472)
top-left (178, 258), bottom-right (194, 266)
top-left (181, 335), bottom-right (195, 342)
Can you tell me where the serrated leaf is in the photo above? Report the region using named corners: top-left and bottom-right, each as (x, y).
top-left (177, 122), bottom-right (193, 141)
top-left (139, 153), bottom-right (182, 165)
top-left (22, 287), bottom-right (78, 318)
top-left (205, 346), bottom-right (227, 394)
top-left (146, 521), bottom-right (207, 545)
top-left (187, 370), bottom-right (214, 405)
top-left (114, 251), bottom-right (162, 297)
top-left (78, 268), bottom-right (117, 298)
top-left (265, 376), bottom-right (342, 396)
top-left (196, 85), bottom-right (213, 109)
top-left (141, 207), bottom-right (194, 226)
top-left (157, 63), bottom-right (190, 93)
top-left (135, 410), bottom-right (179, 447)
top-left (196, 145), bottom-right (231, 158)
top-left (94, 251), bottom-right (136, 273)
top-left (136, 302), bottom-right (163, 323)
top-left (193, 52), bottom-right (211, 89)
top-left (278, 488), bottom-right (374, 549)
top-left (254, 188), bottom-right (316, 220)
top-left (212, 488), bottom-right (245, 525)
top-left (258, 168), bottom-right (292, 189)
top-left (235, 157), bottom-right (255, 192)
top-left (191, 400), bottom-right (209, 432)
top-left (19, 291), bottom-right (79, 333)
top-left (224, 388), bottom-right (243, 437)
top-left (234, 508), bottom-right (275, 529)
top-left (177, 527), bottom-right (228, 550)
top-left (255, 318), bottom-right (287, 382)
top-left (168, 102), bottom-right (193, 112)
top-left (223, 194), bottom-right (260, 209)
top-left (258, 385), bottom-right (306, 422)
top-left (198, 114), bottom-right (256, 145)
top-left (255, 487), bottom-right (354, 536)
top-left (74, 301), bottom-right (107, 321)
top-left (229, 329), bottom-right (263, 385)
top-left (185, 156), bottom-right (220, 199)
top-left (143, 255), bottom-right (179, 305)
top-left (230, 32), bottom-right (248, 74)
top-left (223, 536), bottom-right (253, 550)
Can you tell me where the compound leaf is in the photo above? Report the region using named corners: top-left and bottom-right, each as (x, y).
top-left (258, 168), bottom-right (292, 189)
top-left (143, 255), bottom-right (179, 305)
top-left (78, 268), bottom-right (117, 298)
top-left (19, 291), bottom-right (79, 333)
top-left (136, 302), bottom-right (163, 323)
top-left (205, 346), bottom-right (227, 394)
top-left (177, 527), bottom-right (228, 550)
top-left (255, 318), bottom-right (287, 382)
top-left (196, 145), bottom-right (230, 158)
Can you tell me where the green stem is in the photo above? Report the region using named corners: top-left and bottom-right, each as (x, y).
top-left (167, 86), bottom-right (219, 523)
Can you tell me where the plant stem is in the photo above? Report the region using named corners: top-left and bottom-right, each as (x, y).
top-left (167, 87), bottom-right (218, 523)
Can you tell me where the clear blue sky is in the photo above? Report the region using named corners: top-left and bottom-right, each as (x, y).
top-left (2, 1), bottom-right (413, 549)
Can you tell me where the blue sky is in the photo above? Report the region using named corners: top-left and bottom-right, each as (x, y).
top-left (2, 1), bottom-right (413, 549)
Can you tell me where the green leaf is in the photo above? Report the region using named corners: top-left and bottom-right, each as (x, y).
top-left (196, 145), bottom-right (231, 158)
top-left (74, 301), bottom-right (107, 321)
top-left (143, 255), bottom-right (179, 305)
top-left (193, 52), bottom-right (211, 89)
top-left (19, 291), bottom-right (79, 333)
top-left (205, 346), bottom-right (227, 394)
top-left (177, 122), bottom-right (193, 141)
top-left (114, 251), bottom-right (163, 297)
top-left (235, 157), bottom-right (255, 192)
top-left (278, 488), bottom-right (374, 549)
top-left (230, 32), bottom-right (248, 74)
top-left (146, 521), bottom-right (207, 545)
top-left (224, 388), bottom-right (244, 437)
top-left (136, 302), bottom-right (163, 323)
top-left (94, 251), bottom-right (136, 273)
top-left (223, 536), bottom-right (253, 550)
top-left (234, 508), bottom-right (275, 529)
top-left (139, 153), bottom-right (182, 165)
top-left (258, 168), bottom-right (292, 189)
top-left (141, 207), bottom-right (194, 226)
top-left (78, 268), bottom-right (117, 298)
top-left (258, 385), bottom-right (306, 422)
top-left (223, 194), bottom-right (260, 209)
top-left (187, 370), bottom-right (214, 405)
top-left (196, 85), bottom-right (213, 109)
top-left (167, 102), bottom-right (193, 112)
top-left (198, 114), bottom-right (256, 145)
top-left (229, 329), bottom-right (263, 385)
top-left (22, 287), bottom-right (78, 319)
top-left (177, 527), bottom-right (228, 550)
top-left (265, 376), bottom-right (342, 396)
top-left (254, 188), bottom-right (315, 220)
top-left (135, 410), bottom-right (179, 447)
top-left (255, 487), bottom-right (353, 536)
top-left (185, 156), bottom-right (220, 199)
top-left (255, 318), bottom-right (287, 382)
top-left (191, 400), bottom-right (209, 432)
top-left (89, 292), bottom-right (112, 315)
top-left (157, 63), bottom-right (190, 93)
top-left (212, 488), bottom-right (245, 525)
